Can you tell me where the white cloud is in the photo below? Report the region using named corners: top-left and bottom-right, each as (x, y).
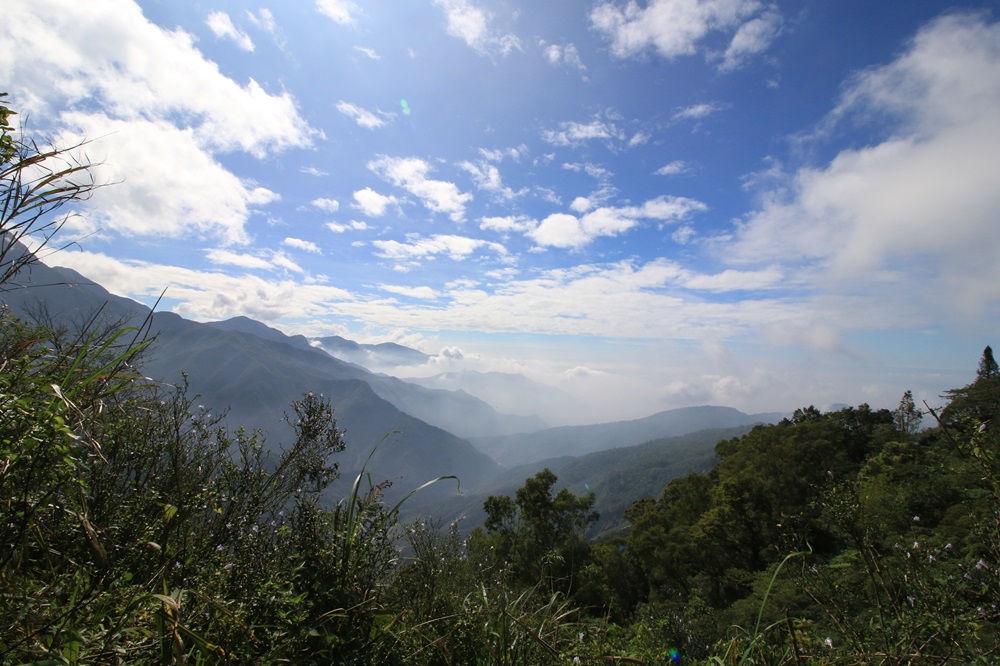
top-left (528, 195), bottom-right (706, 249)
top-left (270, 251), bottom-right (304, 274)
top-left (570, 197), bottom-right (593, 213)
top-left (590, 0), bottom-right (779, 68)
top-left (246, 8), bottom-right (277, 34)
top-left (542, 118), bottom-right (625, 146)
top-left (730, 12), bottom-right (1000, 322)
top-left (369, 156), bottom-right (473, 222)
top-left (2, 0), bottom-right (315, 243)
top-left (312, 197), bottom-right (340, 212)
top-left (326, 220), bottom-right (371, 233)
top-left (352, 187), bottom-right (397, 217)
top-left (673, 102), bottom-right (721, 121)
top-left (721, 9), bottom-right (782, 71)
top-left (543, 42), bottom-right (586, 70)
top-left (655, 160), bottom-right (690, 175)
top-left (632, 194), bottom-right (708, 221)
top-left (57, 114), bottom-right (276, 244)
top-left (459, 160), bottom-right (522, 200)
top-left (354, 45), bottom-right (380, 60)
top-left (283, 237), bottom-right (322, 254)
top-left (379, 284), bottom-right (439, 300)
top-left (372, 234), bottom-right (506, 264)
top-left (529, 213), bottom-right (589, 249)
top-left (205, 248), bottom-right (273, 270)
top-left (336, 100), bottom-right (385, 129)
top-left (4, 0), bottom-right (312, 156)
top-left (480, 215), bottom-right (537, 234)
top-left (206, 11), bottom-right (254, 51)
top-left (479, 145), bottom-right (528, 162)
top-left (432, 0), bottom-right (522, 56)
top-left (316, 0), bottom-right (360, 25)
top-left (628, 131), bottom-right (650, 147)
top-left (50, 250), bottom-right (352, 322)
top-left (682, 266), bottom-right (784, 292)
top-left (672, 225), bottom-right (696, 244)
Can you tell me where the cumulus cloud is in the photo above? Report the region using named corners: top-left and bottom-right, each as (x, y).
top-left (206, 11), bottom-right (254, 51)
top-left (325, 220), bottom-right (371, 233)
top-left (480, 215), bottom-right (537, 234)
top-left (372, 234), bottom-right (506, 264)
top-left (353, 187), bottom-right (397, 217)
top-left (283, 237), bottom-right (322, 254)
top-left (336, 100), bottom-right (386, 129)
top-left (432, 0), bottom-right (521, 57)
top-left (590, 0), bottom-right (780, 69)
top-left (2, 0), bottom-right (315, 243)
top-left (729, 12), bottom-right (1000, 321)
top-left (528, 195), bottom-right (706, 249)
top-left (312, 197), bottom-right (340, 212)
top-left (56, 114), bottom-right (276, 244)
top-left (369, 156), bottom-right (473, 221)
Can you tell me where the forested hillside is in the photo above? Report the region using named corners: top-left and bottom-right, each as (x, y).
top-left (3, 95), bottom-right (1000, 664)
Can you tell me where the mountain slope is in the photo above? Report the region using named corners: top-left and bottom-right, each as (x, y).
top-left (1, 258), bottom-right (500, 503)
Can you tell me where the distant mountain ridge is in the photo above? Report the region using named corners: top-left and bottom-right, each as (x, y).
top-left (410, 370), bottom-right (581, 422)
top-left (3, 249), bottom-right (789, 528)
top-left (311, 334), bottom-right (430, 368)
top-left (470, 405), bottom-right (782, 466)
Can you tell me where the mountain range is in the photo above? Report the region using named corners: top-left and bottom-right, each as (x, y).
top-left (2, 248), bottom-right (783, 519)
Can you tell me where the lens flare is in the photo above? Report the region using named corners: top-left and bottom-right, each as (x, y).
top-left (400, 98), bottom-right (411, 115)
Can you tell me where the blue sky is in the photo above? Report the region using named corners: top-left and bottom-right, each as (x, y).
top-left (4, 0), bottom-right (1000, 423)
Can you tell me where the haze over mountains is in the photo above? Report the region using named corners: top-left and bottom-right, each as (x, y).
top-left (3, 250), bottom-right (783, 516)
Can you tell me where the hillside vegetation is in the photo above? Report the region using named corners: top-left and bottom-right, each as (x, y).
top-left (3, 95), bottom-right (1000, 664)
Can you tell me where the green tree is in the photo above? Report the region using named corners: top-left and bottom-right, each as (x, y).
top-left (942, 345), bottom-right (1000, 425)
top-left (471, 468), bottom-right (598, 595)
top-left (979, 344), bottom-right (999, 380)
top-left (893, 389), bottom-right (922, 435)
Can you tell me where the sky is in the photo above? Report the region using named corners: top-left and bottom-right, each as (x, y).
top-left (4, 0), bottom-right (1000, 424)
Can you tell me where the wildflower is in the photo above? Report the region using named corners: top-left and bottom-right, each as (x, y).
top-left (913, 515), bottom-right (920, 522)
top-left (976, 559), bottom-right (988, 570)
top-left (216, 544), bottom-right (223, 552)
top-left (824, 637), bottom-right (833, 649)
top-left (573, 658), bottom-right (581, 665)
